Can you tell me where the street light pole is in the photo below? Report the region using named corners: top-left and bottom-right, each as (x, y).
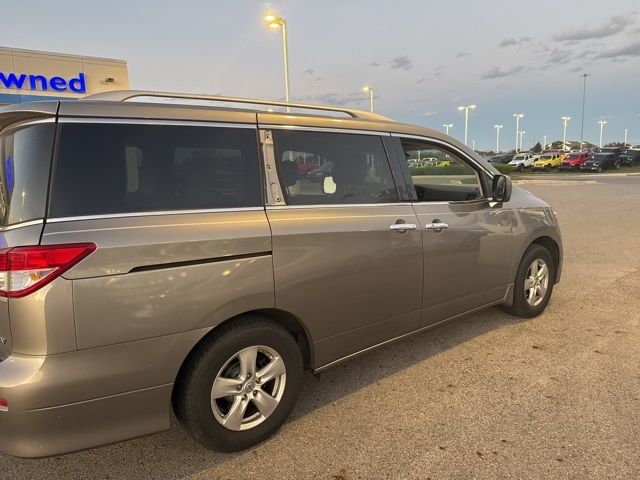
top-left (457, 105), bottom-right (476, 145)
top-left (624, 128), bottom-right (628, 146)
top-left (513, 113), bottom-right (524, 153)
top-left (561, 116), bottom-right (571, 151)
top-left (472, 140), bottom-right (476, 151)
top-left (519, 131), bottom-right (526, 151)
top-left (265, 14), bottom-right (291, 112)
top-left (362, 86), bottom-right (374, 112)
top-left (494, 124), bottom-right (503, 152)
top-left (442, 123), bottom-right (453, 135)
top-left (580, 73), bottom-right (590, 147)
top-left (543, 135), bottom-right (547, 150)
top-left (597, 120), bottom-right (607, 148)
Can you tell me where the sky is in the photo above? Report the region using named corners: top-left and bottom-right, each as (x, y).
top-left (3, 0), bottom-right (640, 150)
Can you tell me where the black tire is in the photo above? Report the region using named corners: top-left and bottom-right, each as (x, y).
top-left (517, 164), bottom-right (525, 172)
top-left (503, 244), bottom-right (555, 318)
top-left (544, 164), bottom-right (551, 172)
top-left (614, 161), bottom-right (621, 170)
top-left (174, 315), bottom-right (303, 452)
top-left (597, 165), bottom-right (603, 173)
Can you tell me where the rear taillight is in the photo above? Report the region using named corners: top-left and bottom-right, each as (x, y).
top-left (0, 244), bottom-right (96, 298)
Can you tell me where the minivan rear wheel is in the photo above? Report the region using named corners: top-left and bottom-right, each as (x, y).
top-left (504, 244), bottom-right (555, 318)
top-left (174, 316), bottom-right (303, 452)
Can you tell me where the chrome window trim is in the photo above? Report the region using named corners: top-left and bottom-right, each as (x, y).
top-left (46, 207), bottom-right (265, 223)
top-left (0, 118), bottom-right (56, 137)
top-left (259, 124), bottom-right (390, 136)
top-left (266, 202), bottom-right (413, 210)
top-left (0, 219), bottom-right (44, 231)
top-left (57, 118), bottom-right (256, 129)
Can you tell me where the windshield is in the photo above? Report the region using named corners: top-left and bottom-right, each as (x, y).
top-left (0, 123), bottom-right (54, 226)
top-left (566, 154), bottom-right (580, 160)
top-left (540, 155), bottom-right (553, 160)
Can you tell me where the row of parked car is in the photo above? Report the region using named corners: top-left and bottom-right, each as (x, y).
top-left (488, 146), bottom-right (640, 172)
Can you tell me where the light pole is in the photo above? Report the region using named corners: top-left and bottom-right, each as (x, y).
top-left (561, 116), bottom-right (571, 151)
top-left (442, 123), bottom-right (453, 135)
top-left (494, 124), bottom-right (503, 152)
top-left (624, 128), bottom-right (628, 146)
top-left (457, 104), bottom-right (476, 145)
top-left (513, 113), bottom-right (524, 152)
top-left (472, 140), bottom-right (476, 151)
top-left (265, 14), bottom-right (291, 111)
top-left (518, 131), bottom-right (526, 151)
top-left (580, 73), bottom-right (590, 146)
top-left (362, 86), bottom-right (374, 113)
top-left (597, 120), bottom-right (607, 148)
top-left (543, 134), bottom-right (547, 150)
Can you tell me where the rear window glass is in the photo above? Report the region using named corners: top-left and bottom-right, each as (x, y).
top-left (49, 123), bottom-right (262, 218)
top-left (0, 123), bottom-right (54, 226)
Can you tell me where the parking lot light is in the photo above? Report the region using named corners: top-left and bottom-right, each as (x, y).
top-left (624, 128), bottom-right (628, 147)
top-left (518, 131), bottom-right (526, 151)
top-left (494, 124), bottom-right (503, 152)
top-left (513, 113), bottom-right (524, 153)
top-left (458, 104), bottom-right (476, 145)
top-left (264, 13), bottom-right (290, 112)
top-left (543, 134), bottom-right (547, 149)
top-left (562, 116), bottom-right (571, 151)
top-left (362, 86), bottom-right (374, 113)
top-left (442, 123), bottom-right (453, 135)
top-left (580, 73), bottom-right (591, 146)
top-left (598, 120), bottom-right (607, 148)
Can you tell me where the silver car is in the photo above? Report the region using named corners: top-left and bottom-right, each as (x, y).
top-left (0, 91), bottom-right (562, 457)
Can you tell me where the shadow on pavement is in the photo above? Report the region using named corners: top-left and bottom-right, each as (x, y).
top-left (1, 307), bottom-right (525, 480)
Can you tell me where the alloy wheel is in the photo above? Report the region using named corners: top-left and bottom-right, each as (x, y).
top-left (524, 258), bottom-right (549, 307)
top-left (211, 345), bottom-right (287, 431)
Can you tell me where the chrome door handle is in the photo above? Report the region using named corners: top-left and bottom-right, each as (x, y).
top-left (425, 222), bottom-right (449, 232)
top-left (389, 223), bottom-right (417, 231)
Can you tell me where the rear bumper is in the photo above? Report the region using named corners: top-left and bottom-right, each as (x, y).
top-left (0, 328), bottom-right (209, 457)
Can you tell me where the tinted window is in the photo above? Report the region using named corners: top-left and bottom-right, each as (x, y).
top-left (272, 130), bottom-right (399, 205)
top-left (400, 139), bottom-right (483, 202)
top-left (0, 123), bottom-right (54, 226)
top-left (50, 124), bottom-right (262, 217)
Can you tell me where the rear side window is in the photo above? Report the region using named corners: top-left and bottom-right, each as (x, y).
top-left (0, 123), bottom-right (54, 226)
top-left (49, 123), bottom-right (262, 218)
top-left (272, 129), bottom-right (399, 205)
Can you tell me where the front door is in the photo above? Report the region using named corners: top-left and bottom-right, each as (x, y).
top-left (395, 136), bottom-right (514, 327)
top-left (262, 127), bottom-right (423, 368)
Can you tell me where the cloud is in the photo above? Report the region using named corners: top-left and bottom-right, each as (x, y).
top-left (456, 52), bottom-right (471, 58)
top-left (313, 76), bottom-right (326, 82)
top-left (546, 48), bottom-right (572, 64)
top-left (594, 40), bottom-right (640, 59)
top-left (499, 38), bottom-right (517, 48)
top-left (569, 66), bottom-right (582, 72)
top-left (415, 77), bottom-right (429, 84)
top-left (423, 111), bottom-right (437, 117)
top-left (303, 92), bottom-right (365, 106)
top-left (369, 61), bottom-right (380, 67)
top-left (481, 65), bottom-right (527, 79)
top-left (390, 55), bottom-right (413, 70)
top-left (302, 68), bottom-right (314, 75)
top-left (519, 36), bottom-right (532, 43)
top-left (434, 71), bottom-right (443, 77)
top-left (553, 15), bottom-right (635, 41)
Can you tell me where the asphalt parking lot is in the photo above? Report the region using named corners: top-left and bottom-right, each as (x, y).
top-left (2, 174), bottom-right (639, 480)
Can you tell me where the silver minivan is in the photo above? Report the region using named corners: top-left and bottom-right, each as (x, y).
top-left (0, 91), bottom-right (562, 457)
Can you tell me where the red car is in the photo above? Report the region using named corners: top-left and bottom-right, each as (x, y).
top-left (559, 152), bottom-right (592, 171)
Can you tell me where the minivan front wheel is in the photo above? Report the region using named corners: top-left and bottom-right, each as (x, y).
top-left (504, 244), bottom-right (555, 318)
top-left (174, 316), bottom-right (303, 452)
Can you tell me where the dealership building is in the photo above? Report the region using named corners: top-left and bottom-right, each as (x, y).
top-left (0, 46), bottom-right (129, 106)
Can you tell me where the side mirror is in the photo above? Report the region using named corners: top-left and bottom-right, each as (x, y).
top-left (492, 174), bottom-right (512, 202)
top-left (322, 175), bottom-right (337, 194)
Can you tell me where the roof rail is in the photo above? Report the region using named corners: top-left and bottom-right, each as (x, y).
top-left (82, 90), bottom-right (393, 121)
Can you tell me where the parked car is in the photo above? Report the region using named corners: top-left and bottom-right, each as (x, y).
top-left (619, 149), bottom-right (640, 166)
top-left (559, 152), bottom-right (592, 171)
top-left (532, 152), bottom-right (566, 171)
top-left (488, 153), bottom-right (513, 164)
top-left (509, 152), bottom-right (538, 171)
top-left (581, 152), bottom-right (622, 172)
top-left (305, 162), bottom-right (333, 182)
top-left (0, 91), bottom-right (563, 458)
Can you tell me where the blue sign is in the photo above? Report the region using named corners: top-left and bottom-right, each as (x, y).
top-left (0, 72), bottom-right (86, 94)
